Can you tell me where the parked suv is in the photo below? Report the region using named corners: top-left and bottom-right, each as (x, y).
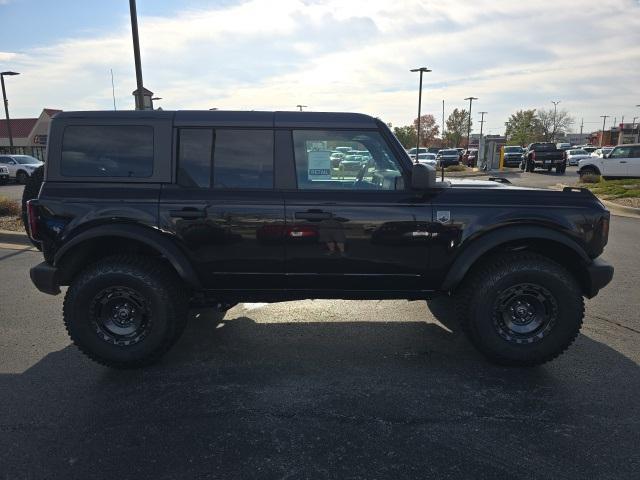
top-left (578, 144), bottom-right (640, 179)
top-left (26, 110), bottom-right (613, 369)
top-left (0, 154), bottom-right (43, 184)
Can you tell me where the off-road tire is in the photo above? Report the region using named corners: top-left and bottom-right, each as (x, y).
top-left (63, 255), bottom-right (189, 369)
top-left (556, 164), bottom-right (566, 174)
top-left (21, 165), bottom-right (44, 248)
top-left (455, 252), bottom-right (584, 367)
top-left (579, 167), bottom-right (599, 180)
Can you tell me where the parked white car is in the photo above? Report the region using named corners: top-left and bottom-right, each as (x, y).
top-left (416, 152), bottom-right (437, 167)
top-left (565, 149), bottom-right (592, 166)
top-left (0, 154), bottom-right (44, 184)
top-left (0, 165), bottom-right (9, 184)
top-left (590, 147), bottom-right (613, 158)
top-left (578, 144), bottom-right (640, 179)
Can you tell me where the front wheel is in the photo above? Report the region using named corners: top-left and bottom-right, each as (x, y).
top-left (16, 171), bottom-right (28, 184)
top-left (63, 255), bottom-right (188, 369)
top-left (456, 253), bottom-right (584, 366)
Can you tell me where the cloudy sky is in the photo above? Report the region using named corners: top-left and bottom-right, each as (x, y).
top-left (1, 0), bottom-right (639, 134)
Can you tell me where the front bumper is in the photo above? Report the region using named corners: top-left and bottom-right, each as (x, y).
top-left (584, 258), bottom-right (614, 298)
top-left (30, 262), bottom-right (61, 295)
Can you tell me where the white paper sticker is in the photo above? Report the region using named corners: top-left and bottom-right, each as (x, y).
top-left (308, 150), bottom-right (332, 181)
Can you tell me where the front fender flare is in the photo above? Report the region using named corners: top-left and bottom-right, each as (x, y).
top-left (440, 225), bottom-right (590, 292)
top-left (54, 223), bottom-right (202, 289)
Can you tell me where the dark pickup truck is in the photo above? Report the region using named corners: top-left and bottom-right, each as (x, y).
top-left (521, 142), bottom-right (567, 173)
top-left (25, 110), bottom-right (612, 369)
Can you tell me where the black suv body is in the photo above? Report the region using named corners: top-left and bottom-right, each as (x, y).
top-left (27, 110), bottom-right (613, 368)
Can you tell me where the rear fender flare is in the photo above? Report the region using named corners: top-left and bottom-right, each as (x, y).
top-left (54, 223), bottom-right (202, 289)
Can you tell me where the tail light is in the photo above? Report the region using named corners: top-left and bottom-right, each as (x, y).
top-left (26, 200), bottom-right (39, 241)
top-left (531, 151), bottom-right (536, 161)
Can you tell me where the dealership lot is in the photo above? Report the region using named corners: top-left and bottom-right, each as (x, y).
top-left (0, 203), bottom-right (638, 478)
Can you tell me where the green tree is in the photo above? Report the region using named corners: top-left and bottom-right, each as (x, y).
top-left (393, 125), bottom-right (418, 149)
top-left (505, 109), bottom-right (543, 146)
top-left (413, 114), bottom-right (440, 147)
top-left (444, 108), bottom-right (471, 147)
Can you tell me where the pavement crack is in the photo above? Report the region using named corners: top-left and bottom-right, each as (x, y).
top-left (591, 314), bottom-right (640, 335)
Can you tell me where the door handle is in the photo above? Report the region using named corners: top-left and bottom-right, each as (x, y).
top-left (169, 208), bottom-right (206, 219)
top-left (619, 161), bottom-right (627, 163)
top-left (295, 211), bottom-right (332, 221)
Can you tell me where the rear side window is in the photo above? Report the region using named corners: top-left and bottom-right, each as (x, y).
top-left (61, 125), bottom-right (153, 177)
top-left (213, 129), bottom-right (273, 189)
top-left (178, 129), bottom-right (213, 188)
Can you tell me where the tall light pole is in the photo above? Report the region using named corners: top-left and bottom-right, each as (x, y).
top-left (296, 105), bottom-right (307, 111)
top-left (478, 112), bottom-right (487, 137)
top-left (600, 115), bottom-right (609, 147)
top-left (1, 71), bottom-right (20, 148)
top-left (129, 0), bottom-right (146, 110)
top-left (442, 99), bottom-right (445, 146)
top-left (551, 100), bottom-right (561, 142)
top-left (410, 67), bottom-right (431, 161)
top-left (464, 96), bottom-right (477, 148)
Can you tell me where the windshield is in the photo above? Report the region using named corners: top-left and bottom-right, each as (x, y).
top-left (569, 150), bottom-right (587, 155)
top-left (504, 146), bottom-right (523, 153)
top-left (14, 156), bottom-right (41, 165)
top-left (440, 150), bottom-right (458, 155)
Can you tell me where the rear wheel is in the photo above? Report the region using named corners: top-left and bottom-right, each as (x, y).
top-left (63, 255), bottom-right (188, 369)
top-left (579, 167), bottom-right (599, 180)
top-left (16, 170), bottom-right (28, 184)
top-left (456, 253), bottom-right (584, 366)
top-left (556, 164), bottom-right (566, 174)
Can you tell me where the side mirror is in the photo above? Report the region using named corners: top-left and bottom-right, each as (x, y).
top-left (411, 163), bottom-right (436, 190)
top-left (603, 153), bottom-right (610, 159)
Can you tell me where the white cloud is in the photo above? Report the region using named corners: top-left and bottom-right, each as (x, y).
top-left (2, 0), bottom-right (640, 133)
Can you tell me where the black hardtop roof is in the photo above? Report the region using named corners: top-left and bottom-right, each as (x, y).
top-left (54, 110), bottom-right (379, 129)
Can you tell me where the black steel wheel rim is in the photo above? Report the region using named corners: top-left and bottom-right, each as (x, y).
top-left (492, 283), bottom-right (558, 344)
top-left (90, 286), bottom-right (151, 346)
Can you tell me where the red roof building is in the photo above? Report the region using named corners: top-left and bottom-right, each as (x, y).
top-left (0, 108), bottom-right (62, 147)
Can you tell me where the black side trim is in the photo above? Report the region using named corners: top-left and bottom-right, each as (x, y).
top-left (54, 224), bottom-right (202, 289)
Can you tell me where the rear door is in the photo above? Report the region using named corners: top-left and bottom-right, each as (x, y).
top-left (282, 128), bottom-right (432, 292)
top-left (159, 127), bottom-right (286, 290)
top-left (626, 146), bottom-right (640, 177)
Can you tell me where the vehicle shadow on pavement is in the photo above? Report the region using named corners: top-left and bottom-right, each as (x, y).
top-left (1, 300), bottom-right (639, 479)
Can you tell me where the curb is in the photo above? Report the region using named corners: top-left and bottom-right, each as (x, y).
top-left (600, 199), bottom-right (640, 219)
top-left (0, 228), bottom-right (30, 246)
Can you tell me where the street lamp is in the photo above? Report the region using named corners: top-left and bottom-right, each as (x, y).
top-left (464, 96), bottom-right (478, 149)
top-left (551, 100), bottom-right (561, 141)
top-left (410, 67), bottom-right (432, 162)
top-left (1, 71), bottom-right (20, 148)
top-left (296, 105), bottom-right (307, 111)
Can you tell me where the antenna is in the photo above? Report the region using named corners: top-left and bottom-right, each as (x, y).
top-left (110, 69), bottom-right (116, 111)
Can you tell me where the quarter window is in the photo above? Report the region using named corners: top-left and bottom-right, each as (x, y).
top-left (61, 125), bottom-right (153, 177)
top-left (292, 130), bottom-right (404, 191)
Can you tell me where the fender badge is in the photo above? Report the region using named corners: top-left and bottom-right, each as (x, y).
top-left (436, 211), bottom-right (451, 224)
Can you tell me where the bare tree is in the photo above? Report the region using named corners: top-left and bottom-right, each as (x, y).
top-left (537, 108), bottom-right (575, 142)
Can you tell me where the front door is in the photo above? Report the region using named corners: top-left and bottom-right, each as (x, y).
top-left (626, 145), bottom-right (640, 177)
top-left (159, 128), bottom-right (286, 290)
top-left (283, 129), bottom-right (432, 292)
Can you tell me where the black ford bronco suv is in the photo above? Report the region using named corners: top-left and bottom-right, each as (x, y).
top-left (26, 110), bottom-right (613, 369)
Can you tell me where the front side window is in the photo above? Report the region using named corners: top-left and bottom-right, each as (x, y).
top-left (61, 125), bottom-right (153, 177)
top-left (213, 129), bottom-right (273, 189)
top-left (610, 147), bottom-right (631, 158)
top-left (293, 130), bottom-right (404, 191)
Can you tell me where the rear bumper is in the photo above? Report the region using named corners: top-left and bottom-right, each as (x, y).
top-left (584, 258), bottom-right (614, 298)
top-left (30, 262), bottom-right (61, 295)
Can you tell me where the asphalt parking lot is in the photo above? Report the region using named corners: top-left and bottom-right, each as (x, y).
top-left (1, 169), bottom-right (639, 479)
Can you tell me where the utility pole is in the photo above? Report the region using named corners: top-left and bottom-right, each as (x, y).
top-left (599, 115), bottom-right (609, 147)
top-left (478, 112), bottom-right (487, 137)
top-left (464, 96), bottom-right (478, 148)
top-left (1, 71), bottom-right (20, 148)
top-left (296, 105), bottom-right (307, 111)
top-left (110, 69), bottom-right (117, 111)
top-left (129, 0), bottom-right (145, 110)
top-left (410, 67), bottom-right (432, 161)
top-left (551, 100), bottom-right (560, 141)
